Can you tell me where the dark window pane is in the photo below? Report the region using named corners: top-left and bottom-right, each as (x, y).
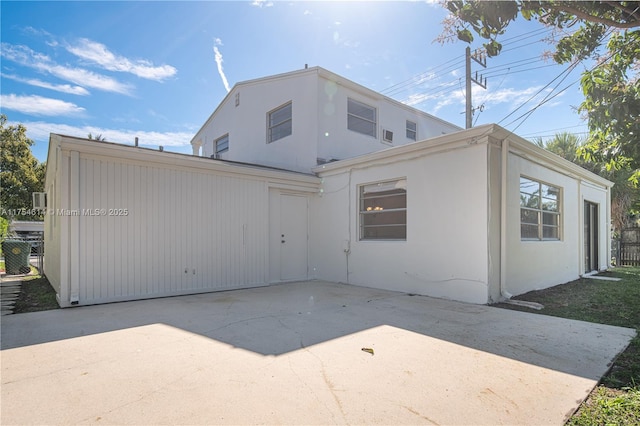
top-left (359, 180), bottom-right (406, 241)
top-left (362, 225), bottom-right (406, 240)
top-left (521, 224), bottom-right (539, 239)
top-left (542, 212), bottom-right (559, 226)
top-left (348, 99), bottom-right (375, 121)
top-left (216, 135), bottom-right (229, 153)
top-left (520, 209), bottom-right (539, 225)
top-left (269, 121), bottom-right (292, 142)
top-left (348, 115), bottom-right (376, 137)
top-left (542, 226), bottom-right (559, 239)
top-left (269, 103), bottom-right (292, 142)
top-left (270, 103), bottom-right (291, 126)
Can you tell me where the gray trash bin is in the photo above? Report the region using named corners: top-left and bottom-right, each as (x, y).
top-left (2, 240), bottom-right (31, 275)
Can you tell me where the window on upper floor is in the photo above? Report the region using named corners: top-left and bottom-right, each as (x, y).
top-left (520, 176), bottom-right (561, 241)
top-left (406, 120), bottom-right (417, 141)
top-left (348, 98), bottom-right (377, 138)
top-left (268, 102), bottom-right (292, 143)
top-left (215, 134), bottom-right (229, 154)
top-left (359, 179), bottom-right (407, 241)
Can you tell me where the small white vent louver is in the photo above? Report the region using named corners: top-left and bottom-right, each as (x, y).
top-left (383, 129), bottom-right (393, 143)
top-left (32, 192), bottom-right (47, 210)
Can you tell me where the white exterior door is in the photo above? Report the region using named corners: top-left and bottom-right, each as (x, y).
top-left (269, 191), bottom-right (308, 282)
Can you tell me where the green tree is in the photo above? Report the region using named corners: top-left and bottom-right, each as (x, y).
top-left (534, 132), bottom-right (589, 166)
top-left (440, 1), bottom-right (640, 175)
top-left (87, 133), bottom-right (106, 141)
top-left (536, 131), bottom-right (639, 234)
top-left (0, 115), bottom-right (45, 220)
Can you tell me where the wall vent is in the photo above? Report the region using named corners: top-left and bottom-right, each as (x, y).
top-left (383, 129), bottom-right (394, 143)
top-left (32, 192), bottom-right (47, 210)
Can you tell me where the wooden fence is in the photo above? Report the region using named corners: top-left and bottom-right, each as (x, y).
top-left (615, 227), bottom-right (640, 266)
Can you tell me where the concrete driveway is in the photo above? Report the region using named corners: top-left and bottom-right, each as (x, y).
top-left (1, 281), bottom-right (635, 425)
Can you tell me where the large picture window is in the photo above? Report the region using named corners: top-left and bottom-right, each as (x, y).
top-left (359, 179), bottom-right (407, 240)
top-left (348, 98), bottom-right (377, 138)
top-left (520, 176), bottom-right (561, 240)
top-left (268, 102), bottom-right (292, 143)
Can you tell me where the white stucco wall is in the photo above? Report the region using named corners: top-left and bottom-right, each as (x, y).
top-left (315, 74), bottom-right (460, 164)
top-left (198, 71), bottom-right (319, 173)
top-left (503, 149), bottom-right (611, 297)
top-left (193, 67), bottom-right (460, 174)
top-left (312, 141), bottom-right (491, 304)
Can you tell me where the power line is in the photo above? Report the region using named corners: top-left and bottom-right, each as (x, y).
top-left (381, 27), bottom-right (555, 98)
top-left (504, 64), bottom-right (581, 133)
top-left (499, 26), bottom-right (618, 134)
top-left (520, 124), bottom-right (587, 138)
top-left (496, 61), bottom-right (579, 127)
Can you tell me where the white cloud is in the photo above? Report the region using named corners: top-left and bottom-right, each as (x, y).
top-left (403, 85), bottom-right (558, 116)
top-left (65, 38), bottom-right (177, 81)
top-left (251, 0), bottom-right (273, 7)
top-left (1, 73), bottom-right (90, 96)
top-left (213, 45), bottom-right (231, 93)
top-left (0, 43), bottom-right (133, 95)
top-left (18, 120), bottom-right (193, 148)
top-left (303, 10), bottom-right (312, 15)
top-left (49, 63), bottom-right (134, 95)
top-left (1, 94), bottom-right (86, 116)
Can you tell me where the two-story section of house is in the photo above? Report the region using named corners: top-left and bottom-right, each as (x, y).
top-left (191, 66), bottom-right (461, 173)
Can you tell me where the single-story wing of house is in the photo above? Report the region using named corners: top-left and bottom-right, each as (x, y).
top-left (44, 124), bottom-right (612, 307)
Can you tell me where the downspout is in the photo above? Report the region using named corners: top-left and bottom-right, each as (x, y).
top-left (500, 138), bottom-right (512, 300)
top-left (578, 179), bottom-right (584, 276)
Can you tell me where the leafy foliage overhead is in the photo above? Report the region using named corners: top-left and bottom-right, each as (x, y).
top-left (0, 115), bottom-right (46, 220)
top-left (441, 1), bottom-right (640, 175)
top-left (443, 1), bottom-right (640, 58)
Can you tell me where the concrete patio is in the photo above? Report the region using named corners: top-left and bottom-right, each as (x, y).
top-left (1, 280), bottom-right (636, 425)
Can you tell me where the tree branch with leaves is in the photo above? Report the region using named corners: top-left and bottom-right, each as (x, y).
top-left (439, 1), bottom-right (640, 178)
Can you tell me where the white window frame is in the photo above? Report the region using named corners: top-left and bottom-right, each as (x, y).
top-left (406, 120), bottom-right (417, 141)
top-left (348, 98), bottom-right (377, 138)
top-left (267, 101), bottom-right (292, 143)
top-left (215, 134), bottom-right (229, 154)
top-left (359, 178), bottom-right (407, 241)
top-left (520, 176), bottom-right (561, 241)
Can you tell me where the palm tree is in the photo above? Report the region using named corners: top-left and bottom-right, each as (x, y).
top-left (535, 132), bottom-right (639, 234)
top-left (87, 133), bottom-right (106, 141)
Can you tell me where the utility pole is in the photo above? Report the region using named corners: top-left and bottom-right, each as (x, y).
top-left (465, 47), bottom-right (488, 129)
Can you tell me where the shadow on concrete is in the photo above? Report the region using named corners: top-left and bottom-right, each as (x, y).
top-left (1, 280), bottom-right (635, 381)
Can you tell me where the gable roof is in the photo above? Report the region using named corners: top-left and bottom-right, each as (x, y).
top-left (190, 66), bottom-right (461, 146)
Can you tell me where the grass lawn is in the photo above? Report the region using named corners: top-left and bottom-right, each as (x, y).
top-left (495, 266), bottom-right (640, 425)
top-left (10, 270), bottom-right (59, 313)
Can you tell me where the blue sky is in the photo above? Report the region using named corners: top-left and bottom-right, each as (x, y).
top-left (1, 1), bottom-right (591, 163)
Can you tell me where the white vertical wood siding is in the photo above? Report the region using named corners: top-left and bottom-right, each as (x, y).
top-left (74, 155), bottom-right (269, 305)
